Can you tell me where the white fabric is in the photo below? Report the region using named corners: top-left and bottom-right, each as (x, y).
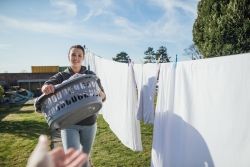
top-left (133, 64), bottom-right (143, 115)
top-left (95, 57), bottom-right (143, 151)
top-left (152, 53), bottom-right (250, 167)
top-left (134, 63), bottom-right (159, 124)
top-left (84, 51), bottom-right (96, 72)
top-left (127, 63), bottom-right (143, 151)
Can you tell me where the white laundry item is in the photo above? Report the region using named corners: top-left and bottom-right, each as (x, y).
top-left (151, 53), bottom-right (250, 167)
top-left (174, 53), bottom-right (250, 167)
top-left (132, 64), bottom-right (143, 114)
top-left (127, 63), bottom-right (143, 151)
top-left (95, 57), bottom-right (143, 151)
top-left (134, 63), bottom-right (159, 124)
top-left (151, 62), bottom-right (214, 167)
top-left (84, 51), bottom-right (96, 72)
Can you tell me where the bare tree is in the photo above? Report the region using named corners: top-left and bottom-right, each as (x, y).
top-left (184, 44), bottom-right (203, 60)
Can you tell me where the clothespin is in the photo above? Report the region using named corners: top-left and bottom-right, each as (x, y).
top-left (156, 55), bottom-right (162, 82)
top-left (87, 50), bottom-right (90, 71)
top-left (157, 55), bottom-right (161, 64)
top-left (173, 54), bottom-right (178, 68)
top-left (128, 58), bottom-right (131, 66)
top-left (83, 45), bottom-right (90, 71)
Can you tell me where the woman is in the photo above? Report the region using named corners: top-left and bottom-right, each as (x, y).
top-left (41, 45), bottom-right (106, 167)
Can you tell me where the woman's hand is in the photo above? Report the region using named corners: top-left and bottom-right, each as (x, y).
top-left (41, 84), bottom-right (55, 95)
top-left (99, 91), bottom-right (106, 102)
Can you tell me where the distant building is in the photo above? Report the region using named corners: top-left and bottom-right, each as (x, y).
top-left (0, 66), bottom-right (70, 97)
top-left (31, 66), bottom-right (69, 73)
top-left (0, 73), bottom-right (55, 96)
top-left (0, 66), bottom-right (69, 97)
top-left (32, 66), bottom-right (59, 73)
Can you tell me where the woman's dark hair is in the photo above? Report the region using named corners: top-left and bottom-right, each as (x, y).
top-left (68, 45), bottom-right (85, 56)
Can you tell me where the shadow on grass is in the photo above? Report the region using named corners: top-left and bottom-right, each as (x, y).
top-left (0, 105), bottom-right (23, 121)
top-left (92, 115), bottom-right (153, 167)
top-left (12, 110), bottom-right (35, 114)
top-left (0, 120), bottom-right (49, 140)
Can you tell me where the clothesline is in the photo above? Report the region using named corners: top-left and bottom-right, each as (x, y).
top-left (85, 48), bottom-right (250, 166)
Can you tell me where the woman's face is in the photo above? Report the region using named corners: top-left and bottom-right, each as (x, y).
top-left (68, 48), bottom-right (84, 68)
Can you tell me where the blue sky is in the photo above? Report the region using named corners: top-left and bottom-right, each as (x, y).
top-left (0, 0), bottom-right (199, 73)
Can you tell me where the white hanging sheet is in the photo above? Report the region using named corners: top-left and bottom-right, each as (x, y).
top-left (133, 63), bottom-right (159, 124)
top-left (152, 53), bottom-right (250, 167)
top-left (94, 57), bottom-right (142, 151)
top-left (84, 52), bottom-right (96, 72)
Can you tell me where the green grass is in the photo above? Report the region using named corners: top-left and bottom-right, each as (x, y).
top-left (0, 105), bottom-right (49, 167)
top-left (0, 105), bottom-right (153, 167)
top-left (92, 115), bottom-right (153, 167)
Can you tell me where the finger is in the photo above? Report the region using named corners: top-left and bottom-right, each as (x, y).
top-left (48, 86), bottom-right (53, 93)
top-left (50, 85), bottom-right (55, 93)
top-left (49, 147), bottom-right (65, 159)
top-left (41, 86), bottom-right (47, 94)
top-left (49, 147), bottom-right (65, 167)
top-left (64, 150), bottom-right (84, 166)
top-left (45, 89), bottom-right (50, 95)
top-left (43, 86), bottom-right (50, 94)
top-left (44, 90), bottom-right (48, 95)
top-left (27, 135), bottom-right (49, 167)
top-left (65, 148), bottom-right (75, 156)
top-left (44, 85), bottom-right (54, 95)
top-left (67, 153), bottom-right (88, 167)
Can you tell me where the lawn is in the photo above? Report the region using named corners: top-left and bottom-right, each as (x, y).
top-left (0, 104), bottom-right (153, 167)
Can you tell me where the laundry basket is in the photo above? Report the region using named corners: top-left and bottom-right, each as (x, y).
top-left (35, 74), bottom-right (102, 129)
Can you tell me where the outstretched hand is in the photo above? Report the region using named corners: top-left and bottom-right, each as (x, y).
top-left (49, 147), bottom-right (87, 167)
top-left (27, 135), bottom-right (87, 167)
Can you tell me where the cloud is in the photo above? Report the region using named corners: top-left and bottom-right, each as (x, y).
top-left (82, 0), bottom-right (114, 21)
top-left (149, 0), bottom-right (197, 15)
top-left (142, 0), bottom-right (197, 42)
top-left (113, 16), bottom-right (144, 38)
top-left (0, 15), bottom-right (74, 36)
top-left (50, 0), bottom-right (77, 17)
top-left (73, 0), bottom-right (197, 48)
top-left (0, 15), bottom-right (133, 45)
top-left (81, 0), bottom-right (197, 46)
top-left (0, 0), bottom-right (198, 55)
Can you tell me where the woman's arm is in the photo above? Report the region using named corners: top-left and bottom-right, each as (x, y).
top-left (41, 72), bottom-right (65, 95)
